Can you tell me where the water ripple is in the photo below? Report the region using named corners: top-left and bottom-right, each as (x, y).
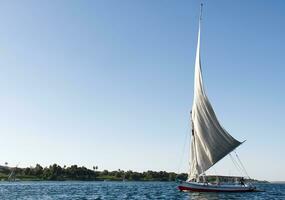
top-left (0, 181), bottom-right (283, 200)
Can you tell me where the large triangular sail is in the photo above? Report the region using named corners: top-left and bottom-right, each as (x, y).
top-left (189, 5), bottom-right (242, 180)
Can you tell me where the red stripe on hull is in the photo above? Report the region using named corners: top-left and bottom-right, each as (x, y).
top-left (178, 186), bottom-right (254, 193)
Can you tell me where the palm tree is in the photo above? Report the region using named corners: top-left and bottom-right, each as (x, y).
top-left (93, 166), bottom-right (98, 171)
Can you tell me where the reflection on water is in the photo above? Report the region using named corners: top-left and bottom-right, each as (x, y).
top-left (189, 192), bottom-right (220, 200)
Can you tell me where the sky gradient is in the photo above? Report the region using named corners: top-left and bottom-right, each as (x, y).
top-left (0, 0), bottom-right (284, 181)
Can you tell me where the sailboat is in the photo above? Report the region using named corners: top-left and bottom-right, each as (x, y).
top-left (7, 163), bottom-right (20, 182)
top-left (178, 4), bottom-right (256, 192)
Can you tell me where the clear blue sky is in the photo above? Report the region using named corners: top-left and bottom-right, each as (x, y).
top-left (0, 0), bottom-right (284, 181)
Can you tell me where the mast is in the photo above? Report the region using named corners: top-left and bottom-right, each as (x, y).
top-left (189, 3), bottom-right (203, 181)
top-left (188, 3), bottom-right (242, 181)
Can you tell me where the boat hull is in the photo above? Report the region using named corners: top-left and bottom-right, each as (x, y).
top-left (178, 181), bottom-right (256, 192)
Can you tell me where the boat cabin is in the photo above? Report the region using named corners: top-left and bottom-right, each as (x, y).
top-left (195, 175), bottom-right (246, 185)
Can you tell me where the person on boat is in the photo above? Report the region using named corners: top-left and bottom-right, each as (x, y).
top-left (240, 177), bottom-right (245, 186)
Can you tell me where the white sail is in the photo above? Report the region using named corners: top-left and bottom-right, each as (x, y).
top-left (189, 16), bottom-right (242, 180)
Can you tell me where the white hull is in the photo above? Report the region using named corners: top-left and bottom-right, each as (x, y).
top-left (178, 181), bottom-right (256, 192)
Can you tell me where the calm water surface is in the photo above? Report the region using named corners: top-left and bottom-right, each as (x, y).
top-left (0, 181), bottom-right (284, 200)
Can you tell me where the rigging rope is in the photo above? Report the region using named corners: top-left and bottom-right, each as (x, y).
top-left (229, 153), bottom-right (244, 176)
top-left (177, 128), bottom-right (190, 176)
top-left (234, 151), bottom-right (251, 179)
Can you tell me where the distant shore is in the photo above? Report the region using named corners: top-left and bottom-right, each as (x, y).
top-left (0, 164), bottom-right (187, 182)
top-left (0, 164), bottom-right (268, 183)
top-left (270, 181), bottom-right (285, 184)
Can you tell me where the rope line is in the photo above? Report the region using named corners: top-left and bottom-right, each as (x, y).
top-left (229, 153), bottom-right (244, 175)
top-left (177, 129), bottom-right (190, 175)
top-left (234, 151), bottom-right (251, 179)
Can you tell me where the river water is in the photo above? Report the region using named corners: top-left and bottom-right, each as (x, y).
top-left (0, 181), bottom-right (283, 199)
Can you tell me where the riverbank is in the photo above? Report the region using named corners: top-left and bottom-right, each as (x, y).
top-left (0, 164), bottom-right (268, 183)
top-left (0, 164), bottom-right (187, 182)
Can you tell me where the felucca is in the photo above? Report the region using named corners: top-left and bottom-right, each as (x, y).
top-left (178, 4), bottom-right (256, 192)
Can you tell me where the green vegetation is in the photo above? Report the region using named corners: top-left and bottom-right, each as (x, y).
top-left (0, 164), bottom-right (187, 181)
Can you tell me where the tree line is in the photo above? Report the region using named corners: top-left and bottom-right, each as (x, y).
top-left (0, 164), bottom-right (187, 181)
